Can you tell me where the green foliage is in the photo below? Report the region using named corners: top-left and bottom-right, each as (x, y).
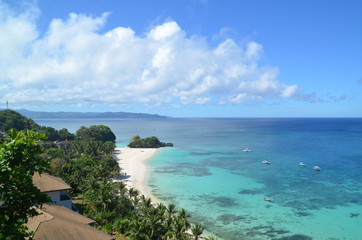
top-left (52, 140), bottom-right (197, 240)
top-left (40, 148), bottom-right (69, 174)
top-left (0, 133), bottom-right (6, 144)
top-left (0, 110), bottom-right (39, 132)
top-left (0, 111), bottom-right (198, 239)
top-left (68, 139), bottom-right (115, 159)
top-left (117, 193), bottom-right (194, 240)
top-left (131, 135), bottom-right (141, 142)
top-left (0, 110), bottom-right (75, 141)
top-left (76, 125), bottom-right (116, 142)
top-left (0, 111), bottom-right (201, 239)
top-left (128, 135), bottom-right (169, 148)
top-left (0, 129), bottom-right (51, 240)
top-left (58, 128), bottom-right (75, 140)
top-left (191, 224), bottom-right (205, 240)
top-left (36, 126), bottom-right (75, 141)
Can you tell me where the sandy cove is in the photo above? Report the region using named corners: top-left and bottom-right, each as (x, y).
top-left (115, 147), bottom-right (220, 239)
top-left (114, 147), bottom-right (160, 203)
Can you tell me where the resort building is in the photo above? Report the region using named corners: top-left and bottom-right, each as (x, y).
top-left (27, 204), bottom-right (115, 240)
top-left (32, 172), bottom-right (73, 209)
top-left (29, 173), bottom-right (115, 240)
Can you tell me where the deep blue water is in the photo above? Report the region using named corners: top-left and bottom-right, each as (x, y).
top-left (35, 118), bottom-right (362, 240)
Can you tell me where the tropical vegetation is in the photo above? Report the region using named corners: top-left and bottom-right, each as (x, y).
top-left (76, 125), bottom-right (116, 142)
top-left (0, 109), bottom-right (214, 240)
top-left (0, 110), bottom-right (74, 141)
top-left (0, 129), bottom-right (51, 239)
top-left (128, 135), bottom-right (173, 148)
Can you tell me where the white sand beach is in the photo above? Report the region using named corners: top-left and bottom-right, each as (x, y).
top-left (115, 147), bottom-right (221, 239)
top-left (114, 147), bottom-right (160, 203)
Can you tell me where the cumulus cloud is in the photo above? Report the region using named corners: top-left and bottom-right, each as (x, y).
top-left (0, 3), bottom-right (303, 109)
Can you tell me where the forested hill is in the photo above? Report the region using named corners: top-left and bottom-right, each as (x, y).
top-left (0, 109), bottom-right (40, 131)
top-left (0, 109), bottom-right (75, 141)
top-left (7, 109), bottom-right (168, 119)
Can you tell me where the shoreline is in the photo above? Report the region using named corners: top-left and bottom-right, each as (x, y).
top-left (114, 147), bottom-right (221, 240)
top-left (114, 147), bottom-right (160, 203)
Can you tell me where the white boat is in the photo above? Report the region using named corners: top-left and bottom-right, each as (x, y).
top-left (313, 166), bottom-right (321, 171)
top-left (262, 160), bottom-right (271, 165)
top-left (299, 162), bottom-right (306, 167)
top-left (243, 148), bottom-right (252, 152)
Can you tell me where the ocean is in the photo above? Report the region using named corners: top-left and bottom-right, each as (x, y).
top-left (35, 118), bottom-right (362, 240)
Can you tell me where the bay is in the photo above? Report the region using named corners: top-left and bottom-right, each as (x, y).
top-left (35, 118), bottom-right (362, 240)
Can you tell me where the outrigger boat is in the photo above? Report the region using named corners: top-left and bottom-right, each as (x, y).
top-left (313, 166), bottom-right (321, 171)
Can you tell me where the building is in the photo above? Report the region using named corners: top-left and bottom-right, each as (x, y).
top-left (29, 173), bottom-right (115, 240)
top-left (32, 172), bottom-right (73, 209)
top-left (27, 204), bottom-right (115, 240)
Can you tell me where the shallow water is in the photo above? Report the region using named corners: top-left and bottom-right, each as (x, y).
top-left (36, 118), bottom-right (362, 240)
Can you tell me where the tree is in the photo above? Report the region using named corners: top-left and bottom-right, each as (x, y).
top-left (58, 128), bottom-right (75, 141)
top-left (176, 208), bottom-right (191, 230)
top-left (191, 224), bottom-right (204, 240)
top-left (167, 218), bottom-right (189, 240)
top-left (166, 203), bottom-right (177, 219)
top-left (37, 126), bottom-right (75, 141)
top-left (126, 219), bottom-right (149, 240)
top-left (0, 129), bottom-right (51, 240)
top-left (131, 135), bottom-right (141, 142)
top-left (76, 125), bottom-right (116, 142)
top-left (128, 136), bottom-right (166, 148)
top-left (0, 110), bottom-right (75, 141)
top-left (0, 110), bottom-right (39, 132)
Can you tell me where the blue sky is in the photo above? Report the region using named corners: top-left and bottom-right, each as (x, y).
top-left (0, 0), bottom-right (361, 117)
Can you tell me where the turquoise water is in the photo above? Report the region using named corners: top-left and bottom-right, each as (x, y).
top-left (35, 118), bottom-right (362, 240)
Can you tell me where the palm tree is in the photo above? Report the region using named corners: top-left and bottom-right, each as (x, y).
top-left (128, 187), bottom-right (140, 198)
top-left (114, 181), bottom-right (127, 197)
top-left (140, 195), bottom-right (153, 212)
top-left (86, 180), bottom-right (113, 213)
top-left (191, 224), bottom-right (204, 240)
top-left (128, 187), bottom-right (140, 205)
top-left (146, 207), bottom-right (165, 239)
top-left (113, 218), bottom-right (130, 233)
top-left (166, 203), bottom-right (177, 219)
top-left (126, 217), bottom-right (149, 240)
top-left (176, 208), bottom-right (191, 230)
top-left (156, 202), bottom-right (166, 216)
top-left (166, 218), bottom-right (189, 240)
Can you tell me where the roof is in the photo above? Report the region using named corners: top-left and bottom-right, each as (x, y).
top-left (27, 204), bottom-right (115, 240)
top-left (33, 173), bottom-right (72, 192)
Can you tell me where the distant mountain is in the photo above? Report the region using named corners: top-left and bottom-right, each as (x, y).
top-left (7, 109), bottom-right (168, 119)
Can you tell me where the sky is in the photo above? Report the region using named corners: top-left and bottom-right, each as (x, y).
top-left (0, 0), bottom-right (361, 117)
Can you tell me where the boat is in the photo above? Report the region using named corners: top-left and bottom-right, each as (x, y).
top-left (299, 162), bottom-right (306, 167)
top-left (243, 148), bottom-right (252, 152)
top-left (262, 160), bottom-right (271, 165)
top-left (263, 198), bottom-right (272, 202)
top-left (313, 166), bottom-right (321, 171)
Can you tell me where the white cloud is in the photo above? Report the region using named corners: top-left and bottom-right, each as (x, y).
top-left (148, 21), bottom-right (181, 40)
top-left (0, 3), bottom-right (304, 109)
top-left (281, 85), bottom-right (299, 98)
